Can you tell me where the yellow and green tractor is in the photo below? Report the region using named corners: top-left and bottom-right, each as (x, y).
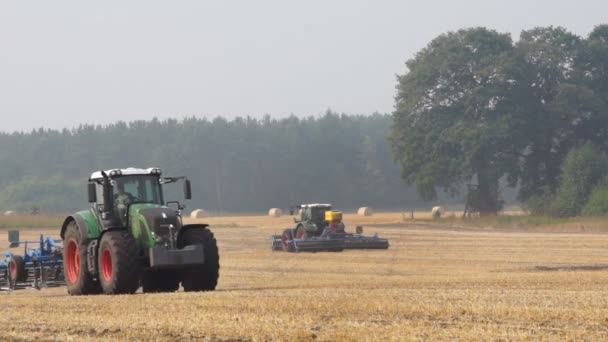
top-left (272, 203), bottom-right (389, 252)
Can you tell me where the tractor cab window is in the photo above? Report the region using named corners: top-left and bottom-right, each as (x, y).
top-left (309, 206), bottom-right (331, 226)
top-left (112, 175), bottom-right (164, 206)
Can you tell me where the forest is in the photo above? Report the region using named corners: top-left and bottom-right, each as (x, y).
top-left (0, 113), bottom-right (426, 213)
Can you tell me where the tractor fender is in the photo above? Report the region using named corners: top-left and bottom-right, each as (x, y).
top-left (60, 210), bottom-right (101, 242)
top-left (181, 224), bottom-right (209, 235)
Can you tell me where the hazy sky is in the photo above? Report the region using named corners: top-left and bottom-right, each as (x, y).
top-left (0, 1), bottom-right (606, 132)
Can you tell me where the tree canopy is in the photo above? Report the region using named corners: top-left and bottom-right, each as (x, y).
top-left (391, 25), bottom-right (608, 216)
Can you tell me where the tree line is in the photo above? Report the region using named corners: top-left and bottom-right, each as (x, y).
top-left (390, 25), bottom-right (608, 216)
top-left (0, 113), bottom-right (437, 214)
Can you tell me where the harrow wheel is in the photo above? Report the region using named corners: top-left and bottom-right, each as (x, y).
top-left (63, 221), bottom-right (101, 295)
top-left (8, 255), bottom-right (26, 285)
top-left (98, 230), bottom-right (141, 295)
top-left (178, 227), bottom-right (219, 292)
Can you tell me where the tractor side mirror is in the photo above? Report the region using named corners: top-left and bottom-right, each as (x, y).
top-left (183, 179), bottom-right (192, 200)
top-left (87, 183), bottom-right (97, 203)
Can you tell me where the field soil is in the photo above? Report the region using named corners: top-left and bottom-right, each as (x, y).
top-left (2, 213), bottom-right (608, 341)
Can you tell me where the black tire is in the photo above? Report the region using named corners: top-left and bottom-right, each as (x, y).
top-left (281, 229), bottom-right (295, 252)
top-left (178, 228), bottom-right (219, 292)
top-left (8, 255), bottom-right (26, 285)
top-left (63, 221), bottom-right (101, 295)
top-left (142, 270), bottom-right (180, 293)
top-left (98, 230), bottom-right (141, 295)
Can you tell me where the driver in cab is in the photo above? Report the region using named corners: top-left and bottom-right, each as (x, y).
top-left (114, 181), bottom-right (135, 217)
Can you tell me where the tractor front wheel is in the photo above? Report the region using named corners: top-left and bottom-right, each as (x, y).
top-left (8, 255), bottom-right (26, 285)
top-left (179, 228), bottom-right (219, 292)
top-left (98, 230), bottom-right (140, 295)
top-left (63, 221), bottom-right (101, 295)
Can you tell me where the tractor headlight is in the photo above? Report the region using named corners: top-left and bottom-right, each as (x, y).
top-left (109, 169), bottom-right (122, 177)
top-left (150, 168), bottom-right (162, 175)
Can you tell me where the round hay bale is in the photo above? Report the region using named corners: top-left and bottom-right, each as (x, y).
top-left (268, 208), bottom-right (283, 217)
top-left (357, 207), bottom-right (373, 216)
top-left (431, 206), bottom-right (445, 218)
top-left (190, 209), bottom-right (208, 219)
top-left (3, 210), bottom-right (16, 216)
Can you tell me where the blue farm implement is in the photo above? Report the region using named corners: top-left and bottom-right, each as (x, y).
top-left (0, 230), bottom-right (65, 290)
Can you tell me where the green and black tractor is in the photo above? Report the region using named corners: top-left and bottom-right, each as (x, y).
top-left (60, 167), bottom-right (219, 295)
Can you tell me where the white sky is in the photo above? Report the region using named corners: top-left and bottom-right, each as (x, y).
top-left (0, 0), bottom-right (606, 132)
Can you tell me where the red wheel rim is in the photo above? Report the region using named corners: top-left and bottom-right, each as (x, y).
top-left (9, 261), bottom-right (16, 278)
top-left (296, 229), bottom-right (305, 239)
top-left (65, 240), bottom-right (80, 284)
top-left (101, 248), bottom-right (112, 282)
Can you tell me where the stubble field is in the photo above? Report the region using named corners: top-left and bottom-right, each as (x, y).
top-left (2, 212), bottom-right (608, 341)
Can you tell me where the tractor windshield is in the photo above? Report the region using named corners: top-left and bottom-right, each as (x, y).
top-left (113, 175), bottom-right (164, 205)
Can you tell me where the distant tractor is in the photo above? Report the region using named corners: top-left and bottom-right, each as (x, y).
top-left (60, 167), bottom-right (219, 295)
top-left (272, 203), bottom-right (389, 252)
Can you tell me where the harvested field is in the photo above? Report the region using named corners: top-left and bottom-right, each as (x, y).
top-left (2, 213), bottom-right (608, 341)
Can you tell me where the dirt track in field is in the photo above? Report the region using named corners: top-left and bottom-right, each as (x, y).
top-left (2, 213), bottom-right (608, 341)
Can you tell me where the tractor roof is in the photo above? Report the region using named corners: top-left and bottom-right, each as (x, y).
top-left (300, 203), bottom-right (332, 208)
top-left (89, 167), bottom-right (162, 180)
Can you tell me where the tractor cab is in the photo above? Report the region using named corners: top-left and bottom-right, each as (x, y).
top-left (300, 204), bottom-right (332, 228)
top-left (295, 204), bottom-right (343, 237)
top-left (87, 167), bottom-right (190, 228)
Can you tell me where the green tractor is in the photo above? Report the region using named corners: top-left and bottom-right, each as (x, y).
top-left (60, 167), bottom-right (219, 295)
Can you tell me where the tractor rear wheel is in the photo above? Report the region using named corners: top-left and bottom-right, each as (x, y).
top-left (8, 255), bottom-right (26, 285)
top-left (98, 230), bottom-right (140, 295)
top-left (281, 229), bottom-right (295, 252)
top-left (63, 221), bottom-right (101, 295)
top-left (179, 228), bottom-right (219, 292)
top-left (142, 270), bottom-right (180, 293)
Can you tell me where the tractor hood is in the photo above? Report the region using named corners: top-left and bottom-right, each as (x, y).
top-left (128, 204), bottom-right (181, 248)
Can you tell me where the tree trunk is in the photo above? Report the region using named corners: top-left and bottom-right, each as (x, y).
top-left (476, 168), bottom-right (500, 217)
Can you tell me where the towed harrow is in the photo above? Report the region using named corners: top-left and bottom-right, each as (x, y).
top-left (0, 230), bottom-right (65, 290)
top-left (272, 230), bottom-right (389, 252)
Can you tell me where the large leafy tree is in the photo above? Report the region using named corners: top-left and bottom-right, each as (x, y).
top-left (513, 27), bottom-right (586, 202)
top-left (578, 25), bottom-right (608, 152)
top-left (390, 28), bottom-right (521, 215)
